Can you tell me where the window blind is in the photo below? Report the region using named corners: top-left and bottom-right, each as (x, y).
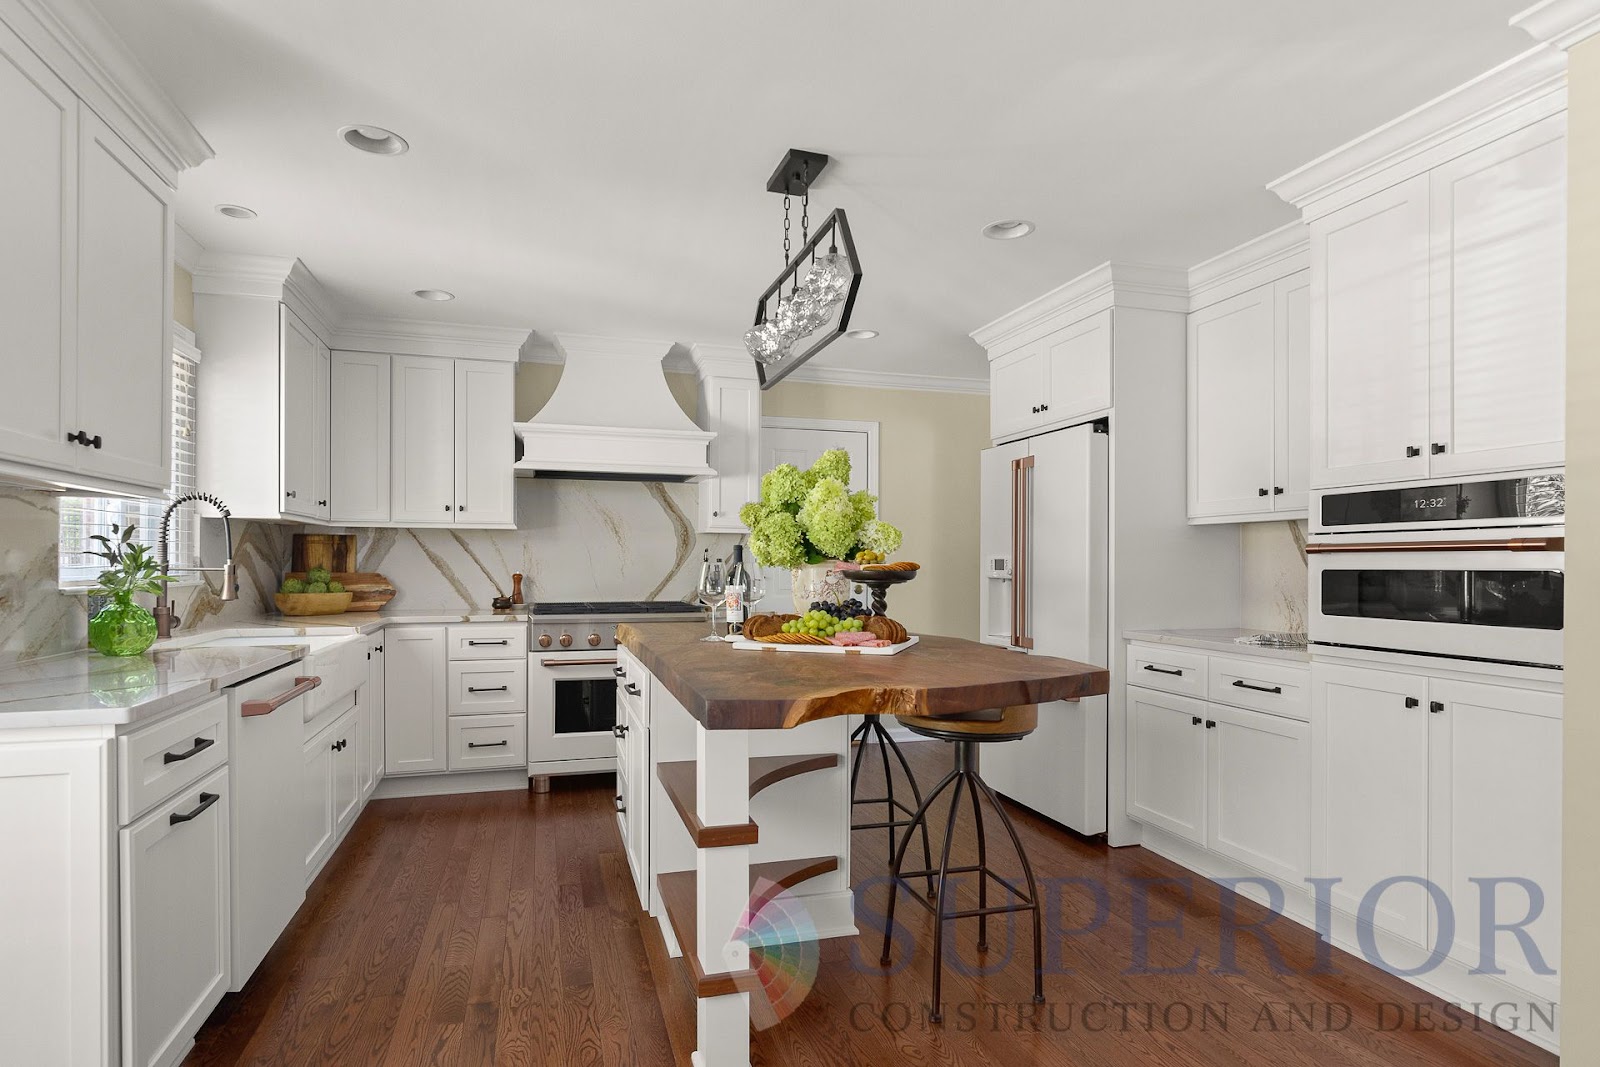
top-left (59, 351), bottom-right (200, 586)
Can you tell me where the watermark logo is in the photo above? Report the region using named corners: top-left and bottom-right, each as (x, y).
top-left (738, 877), bottom-right (821, 1030)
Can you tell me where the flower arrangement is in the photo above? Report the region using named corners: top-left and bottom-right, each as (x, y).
top-left (739, 449), bottom-right (903, 567)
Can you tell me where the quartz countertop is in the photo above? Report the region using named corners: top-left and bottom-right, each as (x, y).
top-left (0, 643), bottom-right (307, 729)
top-left (1123, 627), bottom-right (1310, 663)
top-left (175, 608), bottom-right (538, 637)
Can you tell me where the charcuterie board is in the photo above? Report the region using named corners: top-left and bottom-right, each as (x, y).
top-left (730, 635), bottom-right (920, 656)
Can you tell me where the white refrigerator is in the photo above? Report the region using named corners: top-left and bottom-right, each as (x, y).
top-left (978, 420), bottom-right (1109, 834)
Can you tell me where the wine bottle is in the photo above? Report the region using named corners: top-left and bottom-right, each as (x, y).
top-left (725, 545), bottom-right (750, 635)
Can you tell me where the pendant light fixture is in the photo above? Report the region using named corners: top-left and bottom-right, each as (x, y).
top-left (744, 148), bottom-right (863, 388)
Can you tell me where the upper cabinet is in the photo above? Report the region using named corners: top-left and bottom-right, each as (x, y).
top-left (278, 306), bottom-right (331, 521)
top-left (329, 351), bottom-right (391, 525)
top-left (1271, 49), bottom-right (1568, 490)
top-left (389, 355), bottom-right (515, 527)
top-left (689, 345), bottom-right (761, 533)
top-left (986, 309), bottom-right (1114, 442)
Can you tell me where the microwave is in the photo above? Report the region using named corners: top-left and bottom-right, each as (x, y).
top-left (1311, 471), bottom-right (1564, 537)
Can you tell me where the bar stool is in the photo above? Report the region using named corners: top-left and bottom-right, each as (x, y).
top-left (849, 713), bottom-right (935, 896)
top-left (878, 705), bottom-right (1044, 1022)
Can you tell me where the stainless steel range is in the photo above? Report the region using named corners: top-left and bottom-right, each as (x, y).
top-left (527, 601), bottom-right (701, 789)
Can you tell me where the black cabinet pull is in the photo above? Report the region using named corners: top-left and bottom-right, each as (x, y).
top-left (624, 682), bottom-right (642, 696)
top-left (445, 504), bottom-right (452, 512)
top-left (467, 639), bottom-right (510, 646)
top-left (1273, 486), bottom-right (1284, 495)
top-left (90, 434), bottom-right (101, 449)
top-left (613, 724), bottom-right (629, 738)
top-left (1190, 715), bottom-right (1202, 726)
top-left (613, 667), bottom-right (627, 677)
top-left (615, 795), bottom-right (626, 813)
top-left (1258, 487), bottom-right (1268, 497)
top-left (1429, 700), bottom-right (1444, 714)
top-left (468, 740), bottom-right (509, 749)
top-left (285, 489), bottom-right (297, 499)
top-left (1205, 720), bottom-right (1217, 729)
top-left (1405, 445), bottom-right (1421, 458)
top-left (376, 645), bottom-right (384, 653)
top-left (467, 685), bottom-right (509, 693)
top-left (1431, 443), bottom-right (1447, 455)
top-left (169, 792), bottom-right (220, 825)
top-left (1040, 403), bottom-right (1048, 412)
top-left (1404, 697), bottom-right (1420, 709)
top-left (1031, 405), bottom-right (1040, 414)
top-left (317, 499), bottom-right (327, 507)
top-left (1232, 679), bottom-right (1283, 695)
top-left (459, 504), bottom-right (466, 512)
top-left (162, 736), bottom-right (215, 764)
top-left (1142, 664), bottom-right (1182, 676)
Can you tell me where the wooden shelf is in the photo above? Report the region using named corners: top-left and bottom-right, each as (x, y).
top-left (656, 752), bottom-right (841, 849)
top-left (657, 856), bottom-right (840, 999)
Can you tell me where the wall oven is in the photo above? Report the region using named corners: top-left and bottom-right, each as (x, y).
top-left (1307, 473), bottom-right (1564, 669)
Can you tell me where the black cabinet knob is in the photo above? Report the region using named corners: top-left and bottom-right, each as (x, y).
top-left (1040, 403), bottom-right (1048, 412)
top-left (1404, 697), bottom-right (1420, 709)
top-left (1190, 715), bottom-right (1202, 726)
top-left (1031, 405), bottom-right (1040, 414)
top-left (1429, 701), bottom-right (1444, 714)
top-left (1273, 486), bottom-right (1284, 495)
top-left (286, 490), bottom-right (297, 499)
top-left (1258, 487), bottom-right (1268, 497)
top-left (1431, 443), bottom-right (1447, 455)
top-left (1405, 445), bottom-right (1421, 458)
top-left (1205, 720), bottom-right (1217, 729)
top-left (445, 504), bottom-right (452, 512)
top-left (317, 499), bottom-right (327, 507)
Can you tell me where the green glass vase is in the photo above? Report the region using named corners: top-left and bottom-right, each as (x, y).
top-left (88, 592), bottom-right (158, 657)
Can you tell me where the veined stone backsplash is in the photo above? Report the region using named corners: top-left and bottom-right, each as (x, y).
top-left (1240, 519), bottom-right (1309, 634)
top-left (0, 488), bottom-right (293, 663)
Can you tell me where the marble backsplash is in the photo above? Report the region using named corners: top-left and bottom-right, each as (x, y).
top-left (1240, 519), bottom-right (1309, 634)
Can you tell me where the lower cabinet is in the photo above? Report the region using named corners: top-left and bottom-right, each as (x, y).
top-left (1127, 687), bottom-right (1208, 844)
top-left (120, 766), bottom-right (231, 1067)
top-left (303, 703), bottom-right (362, 882)
top-left (447, 713), bottom-right (527, 770)
top-left (616, 692), bottom-right (649, 899)
top-left (384, 625), bottom-right (449, 775)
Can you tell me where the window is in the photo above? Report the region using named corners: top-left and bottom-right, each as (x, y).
top-left (58, 331), bottom-right (201, 587)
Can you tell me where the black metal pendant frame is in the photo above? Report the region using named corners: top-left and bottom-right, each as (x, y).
top-left (750, 207), bottom-right (862, 389)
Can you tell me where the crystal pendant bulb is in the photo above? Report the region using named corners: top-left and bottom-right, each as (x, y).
top-left (804, 251), bottom-right (852, 304)
top-left (743, 321), bottom-right (786, 364)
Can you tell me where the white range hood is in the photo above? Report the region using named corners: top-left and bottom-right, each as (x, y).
top-left (514, 335), bottom-right (716, 481)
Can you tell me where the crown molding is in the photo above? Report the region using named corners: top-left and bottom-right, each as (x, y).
top-left (1513, 0), bottom-right (1600, 49)
top-left (1269, 44), bottom-right (1567, 217)
top-left (775, 362), bottom-right (989, 395)
top-left (333, 317), bottom-right (530, 361)
top-left (1188, 220), bottom-right (1309, 311)
top-left (687, 342), bottom-right (759, 381)
top-left (970, 261), bottom-right (1189, 352)
top-left (1, 0), bottom-right (212, 185)
top-left (189, 253), bottom-right (340, 342)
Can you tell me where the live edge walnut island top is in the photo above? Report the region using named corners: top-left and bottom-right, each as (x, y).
top-left (618, 621), bottom-right (1110, 731)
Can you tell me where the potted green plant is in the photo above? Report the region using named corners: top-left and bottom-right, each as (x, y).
top-left (738, 448), bottom-right (903, 607)
top-left (85, 523), bottom-right (171, 657)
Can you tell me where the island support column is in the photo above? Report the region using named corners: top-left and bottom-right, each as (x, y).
top-left (694, 725), bottom-right (752, 1067)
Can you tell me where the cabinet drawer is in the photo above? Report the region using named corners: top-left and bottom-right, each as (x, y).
top-left (1126, 644), bottom-right (1208, 699)
top-left (447, 660), bottom-right (528, 716)
top-left (447, 713), bottom-right (527, 770)
top-left (1208, 656), bottom-right (1310, 721)
top-left (118, 697), bottom-right (228, 824)
top-left (446, 623), bottom-right (527, 660)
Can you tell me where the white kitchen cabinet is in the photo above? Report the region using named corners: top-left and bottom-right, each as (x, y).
top-left (988, 310), bottom-right (1115, 444)
top-left (1311, 662), bottom-right (1433, 947)
top-left (301, 718), bottom-right (334, 877)
top-left (1188, 272), bottom-right (1310, 522)
top-left (1205, 702), bottom-right (1309, 884)
top-left (1127, 687), bottom-right (1207, 845)
top-left (384, 626), bottom-right (449, 775)
top-left (332, 707), bottom-right (362, 836)
top-left (1427, 678), bottom-right (1561, 1000)
top-left (363, 639), bottom-right (386, 798)
top-left (1309, 176), bottom-right (1432, 488)
top-left (618, 692), bottom-right (649, 898)
top-left (695, 370), bottom-right (762, 533)
top-left (119, 767), bottom-right (230, 1067)
top-left (454, 358), bottom-right (515, 526)
top-left (989, 341), bottom-right (1047, 441)
top-left (303, 703), bottom-right (361, 881)
top-left (1427, 114), bottom-right (1566, 478)
top-left (390, 355), bottom-right (457, 524)
top-left (331, 351), bottom-right (391, 525)
top-left (279, 306), bottom-right (330, 521)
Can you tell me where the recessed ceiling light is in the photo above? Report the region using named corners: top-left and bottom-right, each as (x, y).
top-left (845, 329), bottom-right (879, 339)
top-left (215, 204), bottom-right (257, 219)
top-left (981, 219), bottom-right (1035, 240)
top-left (413, 289), bottom-right (455, 301)
top-left (339, 124), bottom-right (409, 156)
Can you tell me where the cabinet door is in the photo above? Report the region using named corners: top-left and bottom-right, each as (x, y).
top-left (989, 343), bottom-right (1045, 440)
top-left (333, 710), bottom-right (362, 834)
top-left (1311, 662), bottom-right (1429, 946)
top-left (366, 641), bottom-right (386, 796)
top-left (301, 727), bottom-right (334, 877)
top-left (1310, 176), bottom-right (1431, 488)
top-left (623, 701), bottom-right (649, 901)
top-left (1428, 116), bottom-right (1566, 478)
top-left (0, 26), bottom-right (75, 472)
top-left (1205, 703), bottom-right (1310, 884)
top-left (1126, 687), bottom-right (1207, 844)
top-left (121, 767), bottom-right (230, 1067)
top-left (1042, 309), bottom-right (1113, 426)
top-left (279, 305), bottom-right (322, 518)
top-left (697, 375), bottom-right (761, 532)
top-left (330, 351), bottom-right (391, 524)
top-left (1273, 271), bottom-right (1311, 513)
top-left (1427, 679), bottom-right (1561, 1000)
top-left (309, 339), bottom-right (332, 520)
top-left (75, 107), bottom-right (172, 491)
top-left (383, 626), bottom-right (448, 774)
top-left (391, 356), bottom-right (456, 524)
top-left (1188, 286), bottom-right (1276, 519)
top-left (454, 359), bottom-right (514, 526)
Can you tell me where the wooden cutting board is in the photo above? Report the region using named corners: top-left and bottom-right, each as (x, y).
top-left (284, 571), bottom-right (395, 613)
top-left (291, 533), bottom-right (357, 575)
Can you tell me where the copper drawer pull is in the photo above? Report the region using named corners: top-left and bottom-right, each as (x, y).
top-left (540, 657), bottom-right (618, 667)
top-left (240, 676), bottom-right (321, 717)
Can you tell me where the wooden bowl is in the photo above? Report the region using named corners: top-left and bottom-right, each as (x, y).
top-left (283, 572), bottom-right (394, 613)
top-left (274, 592), bottom-right (354, 616)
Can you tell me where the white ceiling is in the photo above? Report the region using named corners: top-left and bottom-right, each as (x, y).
top-left (92, 0), bottom-right (1534, 383)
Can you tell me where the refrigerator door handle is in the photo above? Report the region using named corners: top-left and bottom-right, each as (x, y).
top-left (1013, 454), bottom-right (1035, 650)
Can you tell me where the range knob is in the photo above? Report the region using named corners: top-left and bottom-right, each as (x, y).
top-left (537, 633), bottom-right (552, 648)
top-left (558, 633), bottom-right (573, 648)
top-left (587, 633), bottom-right (602, 647)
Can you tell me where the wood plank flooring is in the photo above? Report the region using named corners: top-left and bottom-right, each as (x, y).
top-left (185, 741), bottom-right (1558, 1066)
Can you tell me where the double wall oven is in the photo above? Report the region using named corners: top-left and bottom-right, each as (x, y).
top-left (1307, 472), bottom-right (1564, 669)
top-left (527, 602), bottom-right (701, 781)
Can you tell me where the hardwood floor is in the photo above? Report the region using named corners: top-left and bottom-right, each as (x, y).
top-left (186, 742), bottom-right (1558, 1066)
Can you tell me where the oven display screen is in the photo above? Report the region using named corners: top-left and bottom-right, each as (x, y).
top-left (1399, 485), bottom-right (1460, 521)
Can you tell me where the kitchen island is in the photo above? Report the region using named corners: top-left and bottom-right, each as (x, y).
top-left (616, 621), bottom-right (1109, 1067)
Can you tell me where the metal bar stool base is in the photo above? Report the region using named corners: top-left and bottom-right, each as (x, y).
top-left (850, 713), bottom-right (936, 897)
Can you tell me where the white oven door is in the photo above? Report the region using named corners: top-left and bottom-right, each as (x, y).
top-left (1308, 546), bottom-right (1564, 668)
top-left (528, 652), bottom-right (621, 762)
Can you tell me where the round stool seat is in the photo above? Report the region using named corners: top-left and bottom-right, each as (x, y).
top-left (897, 704), bottom-right (1038, 743)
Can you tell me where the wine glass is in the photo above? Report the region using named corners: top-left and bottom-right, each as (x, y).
top-left (745, 573), bottom-right (766, 616)
top-left (698, 560), bottom-right (726, 642)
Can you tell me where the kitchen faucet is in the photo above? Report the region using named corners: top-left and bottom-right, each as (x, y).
top-left (154, 492), bottom-right (238, 639)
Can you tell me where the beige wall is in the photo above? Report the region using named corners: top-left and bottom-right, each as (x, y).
top-left (1564, 33), bottom-right (1600, 1065)
top-left (173, 264), bottom-right (194, 331)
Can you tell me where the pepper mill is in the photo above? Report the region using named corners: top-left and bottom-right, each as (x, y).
top-left (511, 572), bottom-right (524, 605)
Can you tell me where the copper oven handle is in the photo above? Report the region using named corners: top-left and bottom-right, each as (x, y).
top-left (539, 657), bottom-right (618, 668)
top-left (1305, 537), bottom-right (1564, 554)
top-left (241, 676), bottom-right (321, 717)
